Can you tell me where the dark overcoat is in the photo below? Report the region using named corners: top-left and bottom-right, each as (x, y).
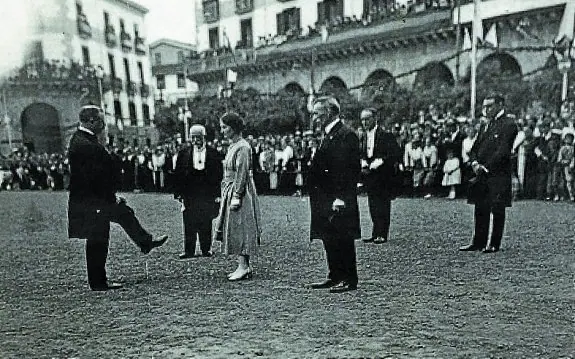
top-left (308, 121), bottom-right (361, 240)
top-left (67, 130), bottom-right (119, 239)
top-left (468, 113), bottom-right (518, 208)
top-left (361, 127), bottom-right (402, 199)
top-left (173, 145), bottom-right (223, 220)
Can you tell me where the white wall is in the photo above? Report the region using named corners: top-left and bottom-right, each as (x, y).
top-left (196, 0), bottom-right (365, 52)
top-left (54, 0), bottom-right (156, 125)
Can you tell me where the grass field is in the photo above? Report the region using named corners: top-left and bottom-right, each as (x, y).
top-left (0, 191), bottom-right (573, 359)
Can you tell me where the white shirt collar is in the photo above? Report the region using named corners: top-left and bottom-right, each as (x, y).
top-left (495, 109), bottom-right (505, 120)
top-left (324, 118), bottom-right (341, 135)
top-left (367, 126), bottom-right (377, 135)
top-left (78, 126), bottom-right (95, 136)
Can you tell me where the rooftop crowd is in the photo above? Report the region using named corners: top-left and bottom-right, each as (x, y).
top-left (2, 101), bottom-right (574, 202)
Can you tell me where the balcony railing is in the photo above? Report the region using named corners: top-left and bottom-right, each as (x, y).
top-left (121, 32), bottom-right (132, 51)
top-left (188, 9), bottom-right (452, 76)
top-left (77, 14), bottom-right (92, 39)
top-left (135, 37), bottom-right (146, 55)
top-left (127, 81), bottom-right (138, 96)
top-left (105, 25), bottom-right (117, 47)
top-left (235, 0), bottom-right (253, 14)
top-left (140, 83), bottom-right (150, 98)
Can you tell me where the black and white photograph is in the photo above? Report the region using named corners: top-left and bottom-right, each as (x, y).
top-left (0, 0), bottom-right (573, 357)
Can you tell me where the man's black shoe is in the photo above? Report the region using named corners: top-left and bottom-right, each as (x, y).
top-left (91, 282), bottom-right (123, 291)
top-left (329, 281), bottom-right (357, 293)
top-left (141, 235), bottom-right (168, 254)
top-left (482, 246), bottom-right (500, 254)
top-left (459, 244), bottom-right (483, 252)
top-left (307, 279), bottom-right (337, 289)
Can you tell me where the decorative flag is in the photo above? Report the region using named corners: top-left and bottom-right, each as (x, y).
top-left (463, 27), bottom-right (472, 51)
top-left (484, 23), bottom-right (498, 48)
top-left (554, 0), bottom-right (575, 61)
top-left (223, 29), bottom-right (233, 52)
top-left (321, 25), bottom-right (329, 43)
top-left (227, 69), bottom-right (237, 84)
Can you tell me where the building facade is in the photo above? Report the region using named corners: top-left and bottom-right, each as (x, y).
top-left (186, 0), bottom-right (570, 103)
top-left (150, 39), bottom-right (199, 106)
top-left (0, 0), bottom-right (157, 155)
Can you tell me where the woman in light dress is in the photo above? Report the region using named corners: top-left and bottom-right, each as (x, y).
top-left (213, 112), bottom-right (262, 281)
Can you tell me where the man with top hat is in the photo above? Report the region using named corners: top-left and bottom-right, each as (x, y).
top-left (67, 105), bottom-right (168, 291)
top-left (307, 95), bottom-right (361, 293)
top-left (460, 93), bottom-right (518, 254)
top-left (173, 124), bottom-right (223, 259)
top-left (360, 108), bottom-right (402, 244)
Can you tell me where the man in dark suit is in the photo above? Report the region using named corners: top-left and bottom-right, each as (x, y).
top-left (307, 96), bottom-right (361, 293)
top-left (360, 108), bottom-right (402, 244)
top-left (67, 105), bottom-right (168, 291)
top-left (173, 124), bottom-right (223, 259)
top-left (460, 94), bottom-right (518, 254)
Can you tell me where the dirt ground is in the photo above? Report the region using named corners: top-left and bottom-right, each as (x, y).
top-left (0, 191), bottom-right (573, 359)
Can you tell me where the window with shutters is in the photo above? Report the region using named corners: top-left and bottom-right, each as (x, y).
top-left (235, 0), bottom-right (253, 14)
top-left (317, 0), bottom-right (344, 25)
top-left (128, 102), bottom-right (137, 126)
top-left (276, 7), bottom-right (301, 36)
top-left (239, 18), bottom-right (253, 48)
top-left (156, 74), bottom-right (165, 90)
top-left (208, 27), bottom-right (219, 49)
top-left (203, 0), bottom-right (219, 23)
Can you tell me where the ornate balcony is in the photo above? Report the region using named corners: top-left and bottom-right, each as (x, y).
top-left (127, 81), bottom-right (138, 96)
top-left (203, 0), bottom-right (220, 23)
top-left (235, 0), bottom-right (253, 14)
top-left (135, 37), bottom-right (146, 55)
top-left (77, 14), bottom-right (92, 39)
top-left (121, 32), bottom-right (132, 51)
top-left (140, 83), bottom-right (150, 98)
top-left (105, 25), bottom-right (117, 47)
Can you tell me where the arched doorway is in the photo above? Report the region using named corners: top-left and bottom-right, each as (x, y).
top-left (319, 76), bottom-right (348, 97)
top-left (283, 82), bottom-right (305, 96)
top-left (21, 103), bottom-right (62, 153)
top-left (476, 52), bottom-right (522, 80)
top-left (414, 62), bottom-right (454, 89)
top-left (361, 69), bottom-right (395, 101)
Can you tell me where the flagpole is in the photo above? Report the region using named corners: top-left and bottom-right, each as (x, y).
top-left (184, 63), bottom-right (190, 142)
top-left (470, 0), bottom-right (480, 121)
top-left (455, 0), bottom-right (461, 85)
top-left (2, 89), bottom-right (12, 151)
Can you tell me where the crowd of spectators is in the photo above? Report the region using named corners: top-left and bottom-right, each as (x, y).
top-left (197, 0), bottom-right (453, 58)
top-left (2, 101), bottom-right (574, 202)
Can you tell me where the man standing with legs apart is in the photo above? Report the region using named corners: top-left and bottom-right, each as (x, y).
top-left (173, 125), bottom-right (223, 259)
top-left (307, 96), bottom-right (361, 293)
top-left (460, 94), bottom-right (518, 253)
top-left (67, 105), bottom-right (168, 291)
top-left (360, 108), bottom-right (402, 244)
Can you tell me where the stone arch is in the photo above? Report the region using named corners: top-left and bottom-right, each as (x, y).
top-left (477, 52), bottom-right (522, 80)
top-left (319, 76), bottom-right (348, 97)
top-left (283, 82), bottom-right (306, 96)
top-left (413, 62), bottom-right (454, 89)
top-left (361, 69), bottom-right (395, 100)
top-left (20, 103), bottom-right (62, 153)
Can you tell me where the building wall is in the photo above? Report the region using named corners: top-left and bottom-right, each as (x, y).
top-left (28, 0), bottom-right (155, 132)
top-left (150, 44), bottom-right (195, 66)
top-left (196, 0), bottom-right (365, 52)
